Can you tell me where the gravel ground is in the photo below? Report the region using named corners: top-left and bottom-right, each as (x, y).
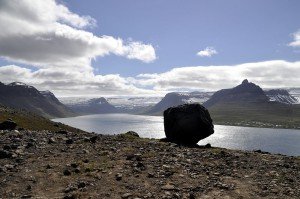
top-left (0, 130), bottom-right (299, 199)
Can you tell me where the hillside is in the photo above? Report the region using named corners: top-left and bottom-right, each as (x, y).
top-left (0, 105), bottom-right (83, 132)
top-left (0, 82), bottom-right (74, 118)
top-left (145, 92), bottom-right (212, 115)
top-left (204, 80), bottom-right (300, 129)
top-left (65, 98), bottom-right (118, 114)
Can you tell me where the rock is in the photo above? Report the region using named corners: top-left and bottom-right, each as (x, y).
top-left (121, 193), bottom-right (132, 198)
top-left (125, 131), bottom-right (140, 138)
top-left (66, 139), bottom-right (73, 144)
top-left (163, 104), bottom-right (214, 145)
top-left (48, 137), bottom-right (56, 144)
top-left (63, 169), bottom-right (71, 176)
top-left (89, 135), bottom-right (98, 143)
top-left (161, 184), bottom-right (177, 191)
top-left (21, 195), bottom-right (32, 198)
top-left (0, 149), bottom-right (13, 159)
top-left (77, 181), bottom-right (86, 189)
top-left (56, 130), bottom-right (69, 135)
top-left (0, 120), bottom-right (17, 130)
top-left (115, 173), bottom-right (122, 181)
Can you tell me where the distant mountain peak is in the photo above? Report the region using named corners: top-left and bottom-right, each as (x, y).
top-left (8, 82), bottom-right (34, 88)
top-left (242, 79), bottom-right (249, 84)
top-left (203, 80), bottom-right (269, 107)
top-left (0, 82), bottom-right (74, 118)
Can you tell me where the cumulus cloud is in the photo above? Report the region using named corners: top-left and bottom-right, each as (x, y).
top-left (289, 30), bottom-right (300, 47)
top-left (0, 0), bottom-right (158, 96)
top-left (0, 65), bottom-right (156, 96)
top-left (1, 61), bottom-right (299, 96)
top-left (196, 47), bottom-right (217, 57)
top-left (135, 60), bottom-right (300, 91)
top-left (0, 0), bottom-right (157, 71)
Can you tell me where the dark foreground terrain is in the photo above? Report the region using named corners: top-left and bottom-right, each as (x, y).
top-left (0, 130), bottom-right (299, 199)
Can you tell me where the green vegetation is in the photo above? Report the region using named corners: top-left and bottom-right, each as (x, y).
top-left (0, 105), bottom-right (84, 132)
top-left (208, 102), bottom-right (300, 129)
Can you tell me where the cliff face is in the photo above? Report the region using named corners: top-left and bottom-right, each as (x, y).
top-left (0, 82), bottom-right (74, 118)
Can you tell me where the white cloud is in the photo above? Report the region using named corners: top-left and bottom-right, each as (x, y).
top-left (196, 47), bottom-right (217, 57)
top-left (135, 60), bottom-right (300, 91)
top-left (1, 60), bottom-right (300, 96)
top-left (0, 65), bottom-right (156, 96)
top-left (289, 30), bottom-right (300, 47)
top-left (0, 0), bottom-right (157, 71)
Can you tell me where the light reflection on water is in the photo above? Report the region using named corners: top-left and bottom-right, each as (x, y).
top-left (53, 113), bottom-right (300, 156)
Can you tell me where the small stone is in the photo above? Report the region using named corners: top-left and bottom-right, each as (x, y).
top-left (78, 181), bottom-right (86, 189)
top-left (74, 168), bottom-right (81, 173)
top-left (0, 120), bottom-right (17, 130)
top-left (161, 184), bottom-right (176, 191)
top-left (90, 136), bottom-right (98, 143)
top-left (63, 169), bottom-right (71, 176)
top-left (56, 130), bottom-right (69, 135)
top-left (64, 185), bottom-right (77, 193)
top-left (0, 149), bottom-right (13, 159)
top-left (115, 173), bottom-right (122, 181)
top-left (26, 185), bottom-right (32, 190)
top-left (66, 139), bottom-right (73, 144)
top-left (71, 163), bottom-right (78, 168)
top-left (121, 193), bottom-right (132, 198)
top-left (147, 172), bottom-right (155, 178)
top-left (48, 137), bottom-right (56, 144)
top-left (21, 195), bottom-right (32, 199)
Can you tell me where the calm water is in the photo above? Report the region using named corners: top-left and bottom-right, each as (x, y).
top-left (53, 113), bottom-right (300, 156)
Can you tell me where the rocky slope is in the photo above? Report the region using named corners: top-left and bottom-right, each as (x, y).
top-left (265, 89), bottom-right (298, 104)
top-left (0, 130), bottom-right (299, 199)
top-left (0, 105), bottom-right (84, 132)
top-left (0, 82), bottom-right (74, 118)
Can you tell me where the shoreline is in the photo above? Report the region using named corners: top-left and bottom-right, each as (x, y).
top-left (53, 112), bottom-right (300, 130)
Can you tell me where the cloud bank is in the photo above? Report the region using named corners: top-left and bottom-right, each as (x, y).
top-left (289, 30), bottom-right (300, 47)
top-left (0, 0), bottom-right (157, 72)
top-left (196, 47), bottom-right (217, 57)
top-left (136, 60), bottom-right (300, 91)
top-left (1, 60), bottom-right (299, 96)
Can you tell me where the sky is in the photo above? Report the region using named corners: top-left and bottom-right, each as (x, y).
top-left (0, 0), bottom-right (299, 97)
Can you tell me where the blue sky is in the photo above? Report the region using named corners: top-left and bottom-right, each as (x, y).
top-left (63, 0), bottom-right (300, 76)
top-left (0, 0), bottom-right (299, 96)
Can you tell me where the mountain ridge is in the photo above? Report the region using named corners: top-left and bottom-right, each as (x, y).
top-left (0, 82), bottom-right (75, 118)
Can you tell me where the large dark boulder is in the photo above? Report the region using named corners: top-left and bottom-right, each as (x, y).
top-left (0, 119), bottom-right (17, 130)
top-left (163, 103), bottom-right (214, 145)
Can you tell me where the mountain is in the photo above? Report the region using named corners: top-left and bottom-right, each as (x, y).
top-left (0, 104), bottom-right (84, 132)
top-left (203, 79), bottom-right (268, 107)
top-left (145, 92), bottom-right (213, 115)
top-left (65, 97), bottom-right (118, 114)
top-left (203, 80), bottom-right (300, 129)
top-left (265, 89), bottom-right (298, 104)
top-left (0, 82), bottom-right (74, 118)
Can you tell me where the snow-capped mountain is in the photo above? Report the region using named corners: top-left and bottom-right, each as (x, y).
top-left (0, 82), bottom-right (74, 118)
top-left (265, 89), bottom-right (299, 104)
